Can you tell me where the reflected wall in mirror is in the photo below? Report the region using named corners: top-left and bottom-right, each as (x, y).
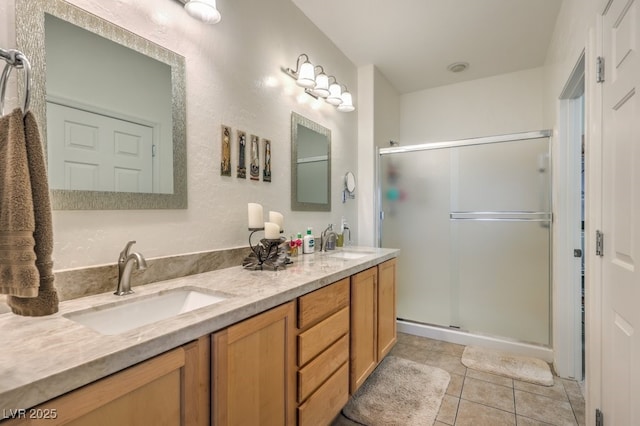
top-left (291, 112), bottom-right (331, 211)
top-left (16, 0), bottom-right (187, 209)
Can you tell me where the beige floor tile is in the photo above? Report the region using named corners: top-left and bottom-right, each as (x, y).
top-left (436, 394), bottom-right (459, 425)
top-left (516, 415), bottom-right (555, 425)
top-left (397, 332), bottom-right (434, 348)
top-left (389, 342), bottom-right (427, 364)
top-left (426, 338), bottom-right (466, 356)
top-left (423, 349), bottom-right (467, 375)
top-left (434, 422), bottom-right (450, 426)
top-left (560, 378), bottom-right (584, 400)
top-left (515, 390), bottom-right (577, 425)
top-left (461, 377), bottom-right (515, 413)
top-left (466, 368), bottom-right (514, 388)
top-left (455, 399), bottom-right (516, 426)
top-left (514, 377), bottom-right (568, 401)
top-left (559, 379), bottom-right (586, 426)
top-left (446, 373), bottom-right (465, 397)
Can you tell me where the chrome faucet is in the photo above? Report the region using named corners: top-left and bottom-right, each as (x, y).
top-left (115, 240), bottom-right (147, 296)
top-left (321, 224), bottom-right (338, 252)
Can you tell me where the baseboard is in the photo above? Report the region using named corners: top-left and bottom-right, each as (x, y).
top-left (397, 320), bottom-right (554, 363)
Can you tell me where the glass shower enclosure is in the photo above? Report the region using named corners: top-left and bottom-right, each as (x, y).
top-left (378, 131), bottom-right (552, 346)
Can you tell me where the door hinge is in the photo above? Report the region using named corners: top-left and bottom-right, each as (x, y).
top-left (152, 144), bottom-right (157, 158)
top-left (597, 57), bottom-right (605, 83)
top-left (596, 230), bottom-right (604, 257)
top-left (596, 408), bottom-right (604, 426)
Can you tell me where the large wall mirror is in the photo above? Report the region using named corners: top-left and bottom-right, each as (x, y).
top-left (16, 0), bottom-right (187, 209)
top-left (291, 112), bottom-right (331, 212)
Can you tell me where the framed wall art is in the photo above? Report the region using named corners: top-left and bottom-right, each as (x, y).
top-left (221, 124), bottom-right (232, 176)
top-left (250, 134), bottom-right (260, 181)
top-left (237, 130), bottom-right (247, 178)
top-left (263, 138), bottom-right (272, 182)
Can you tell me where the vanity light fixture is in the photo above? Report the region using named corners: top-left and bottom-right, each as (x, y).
top-left (310, 66), bottom-right (330, 98)
top-left (281, 53), bottom-right (355, 112)
top-left (182, 0), bottom-right (221, 24)
top-left (337, 86), bottom-right (355, 112)
top-left (326, 78), bottom-right (343, 106)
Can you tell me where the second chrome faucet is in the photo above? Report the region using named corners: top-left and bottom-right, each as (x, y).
top-left (114, 240), bottom-right (147, 296)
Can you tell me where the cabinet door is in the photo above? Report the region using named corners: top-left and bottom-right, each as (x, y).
top-left (377, 258), bottom-right (397, 360)
top-left (6, 337), bottom-right (209, 426)
top-left (212, 301), bottom-right (296, 426)
top-left (349, 267), bottom-right (378, 394)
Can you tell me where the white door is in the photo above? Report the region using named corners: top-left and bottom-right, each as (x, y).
top-left (601, 0), bottom-right (640, 423)
top-left (47, 102), bottom-right (154, 193)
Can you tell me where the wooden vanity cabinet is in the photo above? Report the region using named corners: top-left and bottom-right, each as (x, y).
top-left (377, 258), bottom-right (398, 360)
top-left (5, 336), bottom-right (210, 426)
top-left (211, 301), bottom-right (296, 426)
top-left (296, 278), bottom-right (350, 426)
top-left (350, 258), bottom-right (397, 394)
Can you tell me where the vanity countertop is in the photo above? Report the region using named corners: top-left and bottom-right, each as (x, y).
top-left (0, 247), bottom-right (398, 412)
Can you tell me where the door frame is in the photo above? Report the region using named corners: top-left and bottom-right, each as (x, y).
top-left (584, 18), bottom-right (604, 426)
top-left (555, 52), bottom-right (585, 380)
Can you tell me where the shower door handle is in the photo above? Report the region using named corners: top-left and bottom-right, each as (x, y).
top-left (574, 249), bottom-right (583, 257)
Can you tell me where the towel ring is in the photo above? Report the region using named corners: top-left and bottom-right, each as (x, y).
top-left (0, 49), bottom-right (31, 118)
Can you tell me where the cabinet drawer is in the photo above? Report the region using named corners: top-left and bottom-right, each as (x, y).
top-left (298, 278), bottom-right (349, 329)
top-left (298, 307), bottom-right (349, 367)
top-left (298, 362), bottom-right (349, 426)
top-left (298, 334), bottom-right (349, 403)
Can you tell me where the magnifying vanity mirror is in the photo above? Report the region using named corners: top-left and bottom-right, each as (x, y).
top-left (342, 171), bottom-right (356, 203)
top-left (345, 171), bottom-right (356, 193)
top-left (291, 112), bottom-right (331, 212)
top-left (16, 0), bottom-right (187, 209)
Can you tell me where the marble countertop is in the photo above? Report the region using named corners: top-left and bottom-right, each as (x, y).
top-left (0, 247), bottom-right (398, 411)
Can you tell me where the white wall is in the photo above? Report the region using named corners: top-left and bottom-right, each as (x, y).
top-left (1, 0), bottom-right (359, 269)
top-left (400, 67), bottom-right (547, 143)
top-left (357, 65), bottom-right (400, 247)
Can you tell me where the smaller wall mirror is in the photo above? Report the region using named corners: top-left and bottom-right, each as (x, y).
top-left (342, 171), bottom-right (356, 203)
top-left (291, 112), bottom-right (331, 211)
top-left (345, 171), bottom-right (356, 193)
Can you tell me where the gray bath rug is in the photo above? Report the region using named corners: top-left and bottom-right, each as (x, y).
top-left (342, 355), bottom-right (450, 426)
top-left (461, 345), bottom-right (554, 386)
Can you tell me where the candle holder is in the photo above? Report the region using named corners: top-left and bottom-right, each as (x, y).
top-left (242, 228), bottom-right (289, 270)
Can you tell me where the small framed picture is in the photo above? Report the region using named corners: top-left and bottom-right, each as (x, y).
top-left (263, 138), bottom-right (272, 182)
top-left (221, 125), bottom-right (232, 176)
top-left (250, 134), bottom-right (260, 181)
top-left (237, 130), bottom-right (247, 179)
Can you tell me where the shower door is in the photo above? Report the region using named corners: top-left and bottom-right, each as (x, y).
top-left (379, 133), bottom-right (551, 346)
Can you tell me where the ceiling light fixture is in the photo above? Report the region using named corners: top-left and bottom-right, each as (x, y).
top-left (447, 62), bottom-right (469, 73)
top-left (281, 54), bottom-right (355, 112)
top-left (183, 0), bottom-right (221, 24)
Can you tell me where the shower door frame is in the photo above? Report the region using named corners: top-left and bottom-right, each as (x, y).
top-left (376, 130), bottom-right (553, 347)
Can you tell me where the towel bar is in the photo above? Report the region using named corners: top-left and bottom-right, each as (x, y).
top-left (0, 48), bottom-right (32, 117)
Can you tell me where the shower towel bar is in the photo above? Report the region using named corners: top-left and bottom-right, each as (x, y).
top-left (0, 48), bottom-right (32, 117)
top-left (449, 211), bottom-right (552, 222)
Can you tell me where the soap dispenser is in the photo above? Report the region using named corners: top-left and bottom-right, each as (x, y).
top-left (303, 228), bottom-right (315, 254)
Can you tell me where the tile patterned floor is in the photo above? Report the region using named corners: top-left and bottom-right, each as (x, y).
top-left (334, 332), bottom-right (586, 426)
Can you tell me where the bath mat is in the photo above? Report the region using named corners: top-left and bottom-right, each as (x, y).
top-left (461, 345), bottom-right (554, 386)
top-left (342, 356), bottom-right (450, 426)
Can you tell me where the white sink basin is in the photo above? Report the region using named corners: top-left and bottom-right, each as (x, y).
top-left (329, 251), bottom-right (374, 260)
top-left (64, 288), bottom-right (227, 335)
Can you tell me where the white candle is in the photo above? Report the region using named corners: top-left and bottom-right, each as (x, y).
top-left (268, 211), bottom-right (284, 232)
top-left (248, 203), bottom-right (263, 229)
top-left (264, 222), bottom-right (280, 239)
